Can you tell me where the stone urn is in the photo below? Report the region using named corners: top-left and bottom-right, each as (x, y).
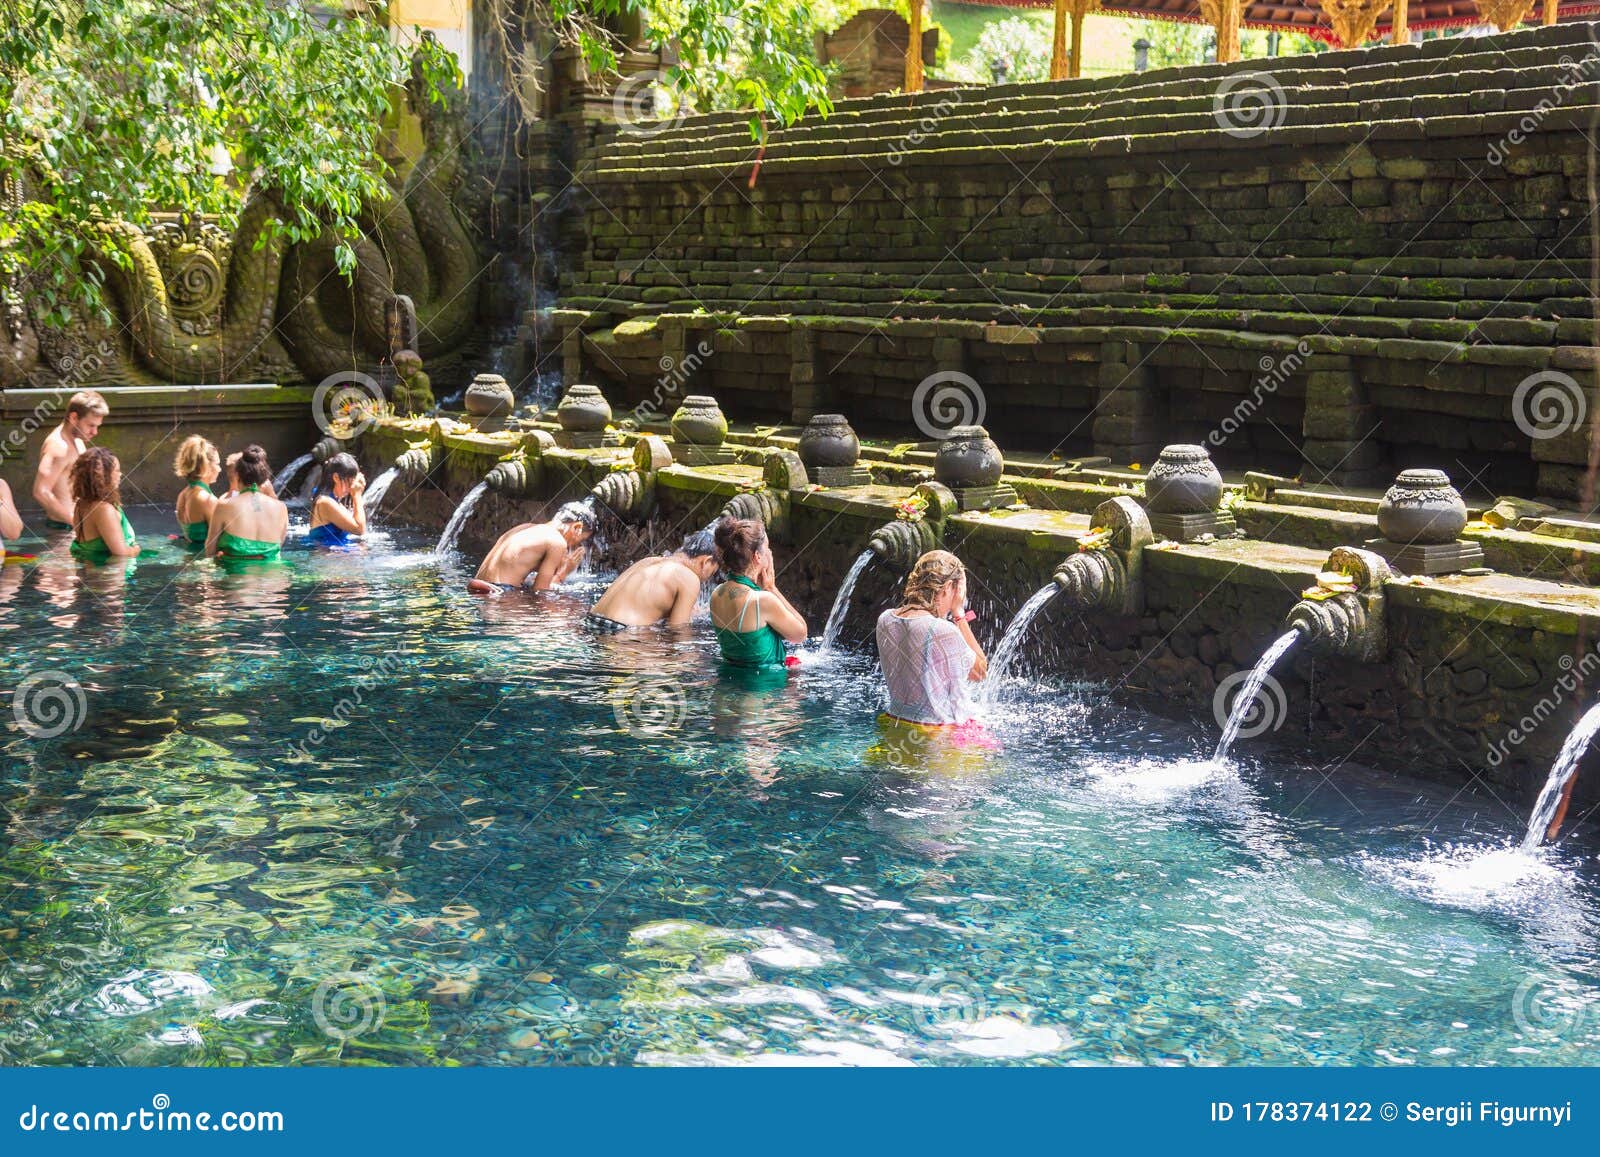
top-left (671, 395), bottom-right (728, 446)
top-left (556, 384), bottom-right (612, 434)
top-left (1376, 469), bottom-right (1468, 545)
top-left (1144, 444), bottom-right (1224, 514)
top-left (464, 373), bottom-right (515, 419)
top-left (934, 425), bottom-right (1004, 489)
top-left (798, 413), bottom-right (860, 469)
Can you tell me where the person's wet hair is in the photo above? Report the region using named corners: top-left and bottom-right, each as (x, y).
top-left (173, 435), bottom-right (219, 480)
top-left (900, 550), bottom-right (964, 613)
top-left (315, 452), bottom-right (359, 503)
top-left (555, 501), bottom-right (597, 536)
top-left (680, 528), bottom-right (716, 559)
top-left (713, 517), bottom-right (765, 574)
top-left (233, 444), bottom-right (272, 488)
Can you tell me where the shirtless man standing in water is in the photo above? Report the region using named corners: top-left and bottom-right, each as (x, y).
top-left (468, 502), bottom-right (596, 595)
top-left (33, 391), bottom-right (109, 528)
top-left (587, 529), bottom-right (719, 628)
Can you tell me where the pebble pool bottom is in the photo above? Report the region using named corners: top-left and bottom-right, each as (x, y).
top-left (2, 507), bottom-right (1598, 1067)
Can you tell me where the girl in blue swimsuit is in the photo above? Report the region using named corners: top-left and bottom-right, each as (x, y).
top-left (305, 453), bottom-right (367, 548)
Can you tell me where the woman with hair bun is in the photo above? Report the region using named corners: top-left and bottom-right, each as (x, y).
top-left (708, 517), bottom-right (807, 668)
top-left (204, 444), bottom-right (288, 562)
top-left (172, 435), bottom-right (221, 545)
top-left (69, 448), bottom-right (139, 562)
top-left (876, 549), bottom-right (987, 728)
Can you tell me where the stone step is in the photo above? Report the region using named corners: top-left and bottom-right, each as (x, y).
top-left (608, 24), bottom-right (1595, 151)
top-left (595, 60), bottom-right (1585, 166)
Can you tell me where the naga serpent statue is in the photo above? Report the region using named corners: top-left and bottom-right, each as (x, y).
top-left (0, 58), bottom-right (482, 391)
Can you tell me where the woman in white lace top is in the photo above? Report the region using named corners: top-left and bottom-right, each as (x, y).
top-left (876, 550), bottom-right (988, 726)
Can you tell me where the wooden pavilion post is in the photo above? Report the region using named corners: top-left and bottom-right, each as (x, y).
top-left (1051, 0), bottom-right (1071, 79)
top-left (1218, 0), bottom-right (1242, 62)
top-left (905, 0), bottom-right (924, 92)
top-left (1391, 0), bottom-right (1410, 42)
top-left (1545, 0), bottom-right (1559, 24)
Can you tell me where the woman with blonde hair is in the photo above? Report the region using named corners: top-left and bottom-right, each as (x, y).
top-left (876, 550), bottom-right (987, 727)
top-left (69, 448), bottom-right (139, 563)
top-left (172, 435), bottom-right (221, 545)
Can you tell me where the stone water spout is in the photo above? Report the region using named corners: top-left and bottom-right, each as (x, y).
top-left (311, 436), bottom-right (348, 464)
top-left (484, 431), bottom-right (556, 497)
top-left (394, 440), bottom-right (440, 484)
top-left (866, 482), bottom-right (956, 571)
top-left (1051, 497), bottom-right (1153, 615)
top-left (590, 436), bottom-right (671, 522)
top-left (1283, 546), bottom-right (1392, 663)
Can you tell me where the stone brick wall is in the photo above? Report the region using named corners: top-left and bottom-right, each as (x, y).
top-left (550, 23), bottom-right (1600, 501)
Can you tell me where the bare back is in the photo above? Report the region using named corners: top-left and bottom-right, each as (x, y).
top-left (476, 523), bottom-right (565, 589)
top-left (591, 556), bottom-right (700, 627)
top-left (205, 489), bottom-right (289, 556)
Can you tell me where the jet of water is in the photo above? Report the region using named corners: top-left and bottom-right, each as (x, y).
top-left (434, 480), bottom-right (491, 559)
top-left (364, 467), bottom-right (400, 512)
top-left (819, 551), bottom-right (876, 651)
top-left (1522, 700), bottom-right (1600, 849)
top-left (272, 452), bottom-right (314, 496)
top-left (982, 584), bottom-right (1060, 700)
top-left (1214, 628), bottom-right (1302, 762)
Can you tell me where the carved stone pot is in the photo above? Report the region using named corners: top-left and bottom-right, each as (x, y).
top-left (1377, 469), bottom-right (1467, 545)
top-left (464, 373), bottom-right (515, 419)
top-left (934, 425), bottom-right (1004, 489)
top-left (1144, 444), bottom-right (1224, 514)
top-left (671, 395), bottom-right (728, 446)
top-left (557, 384), bottom-right (612, 433)
top-left (798, 413), bottom-right (860, 469)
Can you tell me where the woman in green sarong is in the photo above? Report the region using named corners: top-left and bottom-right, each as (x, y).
top-left (69, 448), bottom-right (140, 564)
top-left (172, 435), bottom-right (221, 546)
top-left (708, 517), bottom-right (807, 670)
top-left (204, 444), bottom-right (288, 563)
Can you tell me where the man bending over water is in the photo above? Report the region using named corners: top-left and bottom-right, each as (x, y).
top-left (33, 391), bottom-right (108, 528)
top-left (468, 502), bottom-right (596, 595)
top-left (587, 529), bottom-right (719, 628)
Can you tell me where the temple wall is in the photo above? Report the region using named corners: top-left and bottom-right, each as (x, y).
top-left (550, 23), bottom-right (1600, 502)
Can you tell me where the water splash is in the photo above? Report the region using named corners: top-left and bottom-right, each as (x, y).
top-left (983, 585), bottom-right (1060, 697)
top-left (1214, 628), bottom-right (1301, 762)
top-left (364, 467), bottom-right (400, 512)
top-left (820, 551), bottom-right (875, 651)
top-left (434, 481), bottom-right (490, 559)
top-left (1522, 701), bottom-right (1600, 849)
top-left (272, 453), bottom-right (313, 496)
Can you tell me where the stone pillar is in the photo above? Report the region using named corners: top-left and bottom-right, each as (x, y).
top-left (1092, 341), bottom-right (1164, 464)
top-left (561, 326), bottom-right (587, 385)
top-left (1301, 357), bottom-right (1385, 487)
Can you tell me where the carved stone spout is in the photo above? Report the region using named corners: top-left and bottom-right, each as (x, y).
top-left (311, 436), bottom-right (348, 463)
top-left (1051, 496), bottom-right (1152, 615)
top-left (868, 519), bottom-right (939, 570)
top-left (394, 442), bottom-right (438, 482)
top-left (594, 469), bottom-right (651, 521)
top-left (1283, 546), bottom-right (1391, 662)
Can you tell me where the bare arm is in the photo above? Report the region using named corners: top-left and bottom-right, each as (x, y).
top-left (33, 443), bottom-right (72, 522)
top-left (554, 543), bottom-right (586, 583)
top-left (0, 481), bottom-right (22, 540)
top-left (313, 494), bottom-right (365, 535)
top-left (666, 569), bottom-right (700, 626)
top-left (204, 498), bottom-right (227, 557)
top-left (93, 504), bottom-right (139, 557)
top-left (756, 552), bottom-right (808, 644)
top-left (528, 541), bottom-right (563, 591)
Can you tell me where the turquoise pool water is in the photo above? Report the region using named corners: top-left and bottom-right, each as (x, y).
top-left (2, 506), bottom-right (1599, 1066)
